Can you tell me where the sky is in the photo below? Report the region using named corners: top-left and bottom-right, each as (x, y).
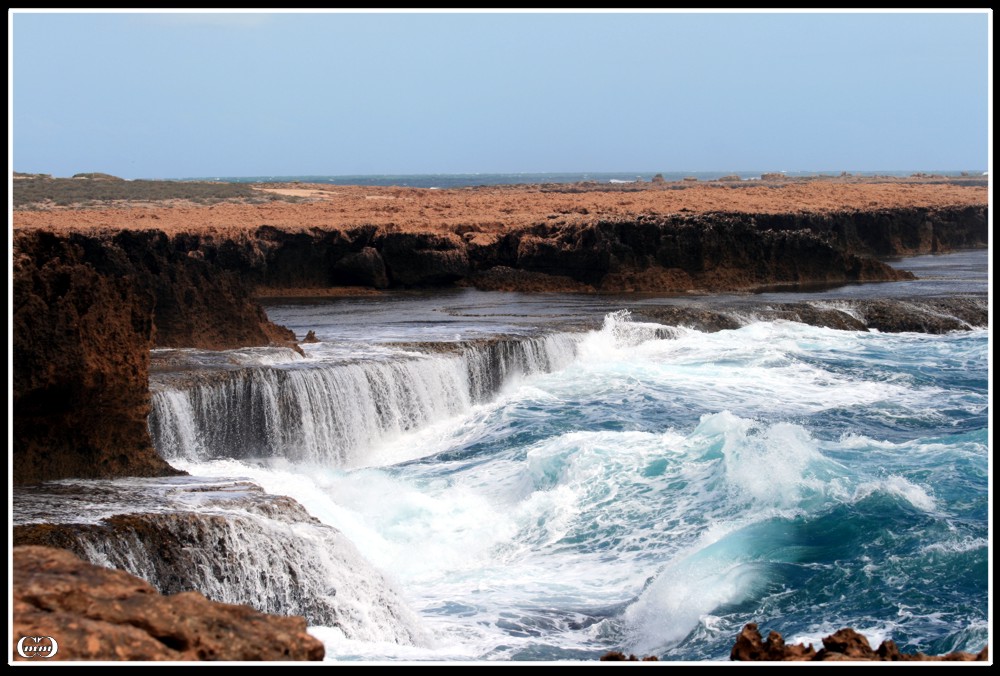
top-left (9, 10), bottom-right (991, 179)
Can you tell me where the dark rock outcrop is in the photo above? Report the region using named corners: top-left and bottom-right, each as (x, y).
top-left (635, 297), bottom-right (987, 334)
top-left (330, 246), bottom-right (389, 288)
top-left (855, 298), bottom-right (987, 333)
top-left (13, 229), bottom-right (295, 485)
top-left (14, 233), bottom-right (175, 485)
top-left (731, 623), bottom-right (987, 662)
top-left (508, 217), bottom-right (914, 292)
top-left (599, 651), bottom-right (659, 661)
top-left (13, 546), bottom-right (324, 661)
top-left (170, 208), bottom-right (986, 295)
top-left (758, 206), bottom-right (988, 257)
top-left (379, 231), bottom-right (471, 286)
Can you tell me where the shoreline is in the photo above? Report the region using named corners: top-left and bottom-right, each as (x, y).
top-left (10, 177), bottom-right (990, 661)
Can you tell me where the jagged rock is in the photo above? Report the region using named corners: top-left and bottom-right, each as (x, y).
top-left (12, 546), bottom-right (324, 661)
top-left (730, 623), bottom-right (817, 661)
top-left (13, 234), bottom-right (177, 485)
top-left (302, 330), bottom-right (320, 343)
top-left (599, 651), bottom-right (659, 661)
top-left (816, 627), bottom-right (875, 660)
top-left (731, 623), bottom-right (987, 662)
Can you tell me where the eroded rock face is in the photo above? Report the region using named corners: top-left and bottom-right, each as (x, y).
top-left (730, 623), bottom-right (988, 662)
top-left (160, 210), bottom-right (977, 294)
top-left (379, 231), bottom-right (471, 286)
top-left (331, 246), bottom-right (389, 288)
top-left (13, 478), bottom-right (428, 646)
top-left (13, 230), bottom-right (295, 485)
top-left (12, 546), bottom-right (324, 661)
top-left (13, 232), bottom-right (176, 485)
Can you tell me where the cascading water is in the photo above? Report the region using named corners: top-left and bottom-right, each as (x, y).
top-left (13, 477), bottom-right (427, 646)
top-left (149, 334), bottom-right (580, 466)
top-left (142, 280), bottom-right (988, 660)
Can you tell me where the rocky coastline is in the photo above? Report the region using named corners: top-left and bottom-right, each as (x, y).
top-left (11, 178), bottom-right (989, 661)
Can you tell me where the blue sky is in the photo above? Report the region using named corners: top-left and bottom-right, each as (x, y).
top-left (10, 10), bottom-right (990, 178)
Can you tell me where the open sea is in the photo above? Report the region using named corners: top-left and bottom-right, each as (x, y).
top-left (174, 170), bottom-right (987, 188)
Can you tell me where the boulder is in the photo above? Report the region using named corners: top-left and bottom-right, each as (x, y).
top-left (13, 546), bottom-right (324, 661)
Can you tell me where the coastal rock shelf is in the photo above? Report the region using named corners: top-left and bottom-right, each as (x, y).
top-left (13, 546), bottom-right (325, 661)
top-left (13, 477), bottom-right (426, 646)
top-left (19, 210), bottom-right (986, 295)
top-left (10, 180), bottom-right (989, 660)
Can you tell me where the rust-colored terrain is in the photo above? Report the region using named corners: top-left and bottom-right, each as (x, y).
top-left (13, 546), bottom-right (324, 661)
top-left (729, 622), bottom-right (987, 662)
top-left (14, 179), bottom-right (987, 235)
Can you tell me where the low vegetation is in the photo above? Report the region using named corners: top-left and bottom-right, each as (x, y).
top-left (13, 177), bottom-right (302, 209)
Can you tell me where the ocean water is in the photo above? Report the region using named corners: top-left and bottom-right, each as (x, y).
top-left (139, 252), bottom-right (990, 662)
top-left (175, 170), bottom-right (986, 188)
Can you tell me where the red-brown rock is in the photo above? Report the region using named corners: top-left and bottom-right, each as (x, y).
top-left (730, 622), bottom-right (817, 661)
top-left (731, 623), bottom-right (987, 662)
top-left (599, 651), bottom-right (658, 661)
top-left (12, 229), bottom-right (296, 484)
top-left (12, 546), bottom-right (324, 661)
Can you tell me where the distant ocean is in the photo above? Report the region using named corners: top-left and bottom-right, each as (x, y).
top-left (174, 171), bottom-right (984, 189)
